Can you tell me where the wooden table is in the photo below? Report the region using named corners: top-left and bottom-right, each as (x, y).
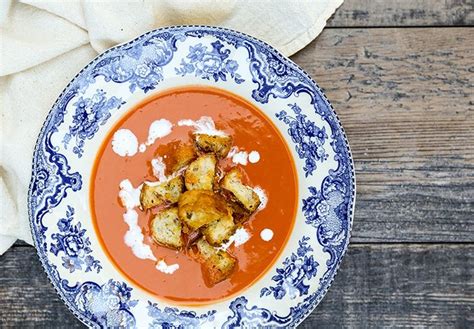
top-left (1, 1), bottom-right (472, 327)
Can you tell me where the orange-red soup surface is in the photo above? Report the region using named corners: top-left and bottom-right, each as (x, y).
top-left (91, 86), bottom-right (298, 304)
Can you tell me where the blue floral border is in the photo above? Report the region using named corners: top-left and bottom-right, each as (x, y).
top-left (28, 25), bottom-right (355, 328)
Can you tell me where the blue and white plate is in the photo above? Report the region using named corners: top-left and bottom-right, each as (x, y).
top-left (29, 26), bottom-right (355, 327)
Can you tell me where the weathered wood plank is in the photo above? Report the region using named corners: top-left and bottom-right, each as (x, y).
top-left (301, 243), bottom-right (474, 328)
top-left (291, 27), bottom-right (474, 242)
top-left (0, 245), bottom-right (472, 327)
top-left (0, 247), bottom-right (82, 327)
top-left (329, 0), bottom-right (474, 27)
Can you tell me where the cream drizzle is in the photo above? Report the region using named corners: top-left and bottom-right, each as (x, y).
top-left (112, 129), bottom-right (138, 157)
top-left (178, 116), bottom-right (226, 136)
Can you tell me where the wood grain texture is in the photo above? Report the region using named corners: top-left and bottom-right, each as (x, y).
top-left (330, 0), bottom-right (474, 27)
top-left (0, 247), bottom-right (81, 328)
top-left (0, 245), bottom-right (472, 328)
top-left (300, 243), bottom-right (473, 328)
top-left (291, 27), bottom-right (474, 243)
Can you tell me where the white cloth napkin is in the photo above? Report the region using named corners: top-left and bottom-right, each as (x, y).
top-left (0, 0), bottom-right (343, 255)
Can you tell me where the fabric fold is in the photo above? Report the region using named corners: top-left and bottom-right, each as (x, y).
top-left (0, 2), bottom-right (89, 76)
top-left (0, 44), bottom-right (98, 252)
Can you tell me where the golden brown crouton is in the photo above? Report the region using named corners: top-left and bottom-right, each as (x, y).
top-left (228, 200), bottom-right (251, 224)
top-left (178, 190), bottom-right (231, 230)
top-left (196, 238), bottom-right (236, 285)
top-left (221, 168), bottom-right (261, 212)
top-left (193, 134), bottom-right (233, 158)
top-left (150, 207), bottom-right (183, 249)
top-left (184, 154), bottom-right (217, 191)
top-left (202, 215), bottom-right (236, 246)
top-left (171, 143), bottom-right (196, 172)
top-left (140, 176), bottom-right (185, 210)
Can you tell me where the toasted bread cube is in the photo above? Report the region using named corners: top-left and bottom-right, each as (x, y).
top-left (197, 238), bottom-right (236, 285)
top-left (203, 214), bottom-right (236, 246)
top-left (140, 176), bottom-right (184, 209)
top-left (193, 134), bottom-right (233, 158)
top-left (221, 168), bottom-right (260, 212)
top-left (228, 200), bottom-right (251, 224)
top-left (178, 190), bottom-right (231, 230)
top-left (171, 143), bottom-right (196, 172)
top-left (150, 208), bottom-right (183, 249)
top-left (161, 176), bottom-right (185, 202)
top-left (185, 154), bottom-right (217, 191)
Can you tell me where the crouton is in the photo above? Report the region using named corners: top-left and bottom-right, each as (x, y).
top-left (193, 134), bottom-right (233, 158)
top-left (184, 154), bottom-right (217, 191)
top-left (228, 200), bottom-right (251, 224)
top-left (140, 176), bottom-right (185, 210)
top-left (171, 143), bottom-right (196, 172)
top-left (196, 238), bottom-right (236, 285)
top-left (221, 168), bottom-right (261, 212)
top-left (178, 190), bottom-right (231, 230)
top-left (203, 214), bottom-right (236, 246)
top-left (150, 207), bottom-right (183, 249)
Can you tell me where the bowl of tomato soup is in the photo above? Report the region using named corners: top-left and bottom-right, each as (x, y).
top-left (29, 26), bottom-right (354, 327)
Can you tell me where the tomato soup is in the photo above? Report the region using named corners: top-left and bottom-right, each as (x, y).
top-left (90, 86), bottom-right (298, 304)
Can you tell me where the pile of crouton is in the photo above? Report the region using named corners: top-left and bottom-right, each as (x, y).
top-left (139, 133), bottom-right (261, 285)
